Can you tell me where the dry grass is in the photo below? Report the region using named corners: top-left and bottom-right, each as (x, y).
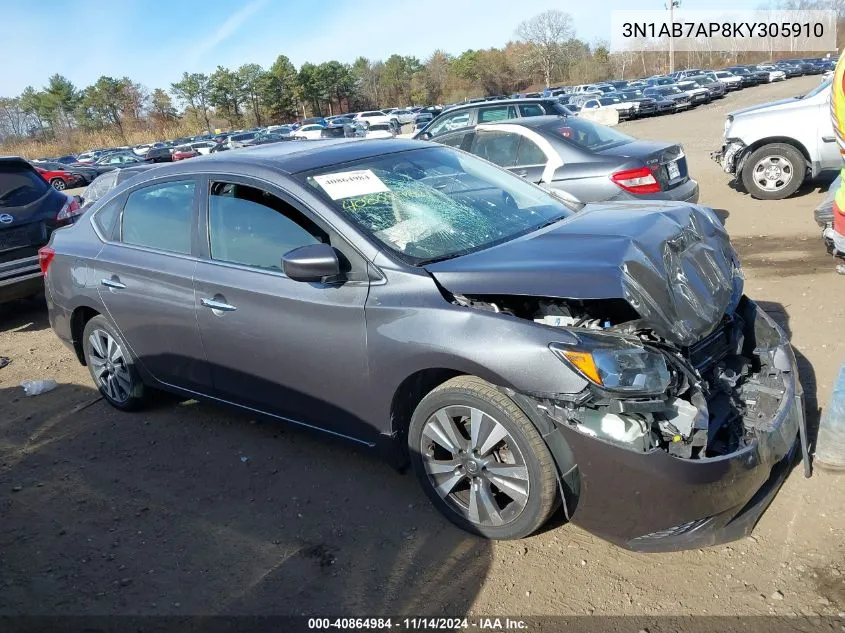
top-left (0, 121), bottom-right (206, 159)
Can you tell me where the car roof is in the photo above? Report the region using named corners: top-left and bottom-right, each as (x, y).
top-left (127, 138), bottom-right (431, 176)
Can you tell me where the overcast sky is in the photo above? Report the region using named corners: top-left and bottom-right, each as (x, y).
top-left (1, 0), bottom-right (763, 96)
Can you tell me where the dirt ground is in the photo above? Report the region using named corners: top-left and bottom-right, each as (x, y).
top-left (1, 76), bottom-right (844, 619)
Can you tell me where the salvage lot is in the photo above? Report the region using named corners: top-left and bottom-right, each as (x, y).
top-left (1, 75), bottom-right (845, 617)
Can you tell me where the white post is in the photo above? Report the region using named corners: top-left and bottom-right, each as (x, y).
top-left (668, 0), bottom-right (675, 74)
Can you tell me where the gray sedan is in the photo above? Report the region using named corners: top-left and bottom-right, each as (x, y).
top-left (41, 139), bottom-right (804, 549)
top-left (431, 115), bottom-right (698, 204)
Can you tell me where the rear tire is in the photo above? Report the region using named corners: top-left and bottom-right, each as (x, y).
top-left (408, 376), bottom-right (559, 540)
top-left (82, 315), bottom-right (148, 411)
top-left (50, 178), bottom-right (66, 191)
top-left (741, 143), bottom-right (805, 200)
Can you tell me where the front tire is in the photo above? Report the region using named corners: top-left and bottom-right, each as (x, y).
top-left (408, 376), bottom-right (559, 540)
top-left (50, 178), bottom-right (66, 191)
top-left (82, 315), bottom-right (147, 411)
top-left (741, 143), bottom-right (805, 200)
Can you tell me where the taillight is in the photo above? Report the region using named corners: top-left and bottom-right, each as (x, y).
top-left (38, 246), bottom-right (55, 276)
top-left (610, 167), bottom-right (662, 194)
top-left (56, 196), bottom-right (82, 223)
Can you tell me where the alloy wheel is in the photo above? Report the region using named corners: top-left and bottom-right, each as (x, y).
top-left (419, 405), bottom-right (530, 527)
top-left (752, 155), bottom-right (794, 192)
top-left (87, 329), bottom-right (132, 403)
top-left (51, 179), bottom-right (66, 191)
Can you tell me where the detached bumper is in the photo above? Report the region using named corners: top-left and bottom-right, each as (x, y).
top-left (711, 140), bottom-right (746, 175)
top-left (535, 301), bottom-right (806, 552)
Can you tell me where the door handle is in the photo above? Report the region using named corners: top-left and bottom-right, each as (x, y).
top-left (101, 278), bottom-right (126, 289)
top-left (201, 297), bottom-right (237, 312)
top-left (822, 136), bottom-right (836, 143)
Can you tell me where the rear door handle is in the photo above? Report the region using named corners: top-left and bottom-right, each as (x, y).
top-left (823, 136), bottom-right (836, 143)
top-left (101, 278), bottom-right (126, 289)
top-left (200, 297), bottom-right (237, 312)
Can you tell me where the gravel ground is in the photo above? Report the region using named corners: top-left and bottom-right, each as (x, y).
top-left (1, 75), bottom-right (844, 619)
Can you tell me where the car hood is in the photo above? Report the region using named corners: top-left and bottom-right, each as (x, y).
top-left (424, 202), bottom-right (741, 347)
top-left (728, 96), bottom-right (804, 118)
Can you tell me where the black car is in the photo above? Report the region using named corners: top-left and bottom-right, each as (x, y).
top-left (775, 62), bottom-right (803, 78)
top-left (687, 75), bottom-right (727, 99)
top-left (643, 85), bottom-right (693, 111)
top-left (723, 67), bottom-right (762, 87)
top-left (610, 90), bottom-right (660, 116)
top-left (415, 98), bottom-right (570, 142)
top-left (0, 157), bottom-right (81, 303)
top-left (144, 147), bottom-right (173, 163)
top-left (84, 152), bottom-right (146, 176)
top-left (40, 139), bottom-right (807, 550)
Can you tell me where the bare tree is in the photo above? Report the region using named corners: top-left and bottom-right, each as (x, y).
top-left (515, 10), bottom-right (574, 87)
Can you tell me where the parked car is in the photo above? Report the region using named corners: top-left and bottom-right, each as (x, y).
top-left (226, 132), bottom-right (258, 149)
top-left (645, 76), bottom-right (677, 87)
top-left (414, 98), bottom-right (570, 141)
top-left (414, 113), bottom-right (435, 130)
top-left (674, 68), bottom-right (704, 79)
top-left (391, 109), bottom-right (416, 125)
top-left (33, 165), bottom-right (85, 191)
top-left (674, 80), bottom-right (711, 105)
top-left (609, 90), bottom-right (660, 117)
top-left (293, 124), bottom-right (325, 140)
top-left (581, 96), bottom-right (636, 120)
top-left (774, 62), bottom-right (803, 78)
top-left (642, 85), bottom-right (693, 111)
top-left (432, 115), bottom-right (698, 204)
top-left (48, 155), bottom-right (78, 165)
top-left (365, 122), bottom-right (397, 138)
top-left (355, 110), bottom-right (394, 127)
top-left (33, 161), bottom-right (98, 186)
top-left (40, 139), bottom-right (806, 549)
top-left (0, 156), bottom-right (81, 303)
top-left (754, 65), bottom-right (787, 82)
top-left (707, 71), bottom-right (743, 91)
top-left (560, 104), bottom-right (581, 116)
top-left (172, 145), bottom-right (200, 161)
top-left (82, 153), bottom-right (146, 176)
top-left (78, 164), bottom-right (156, 211)
top-left (75, 151), bottom-right (104, 164)
top-left (144, 146), bottom-right (173, 163)
top-left (687, 75), bottom-right (727, 99)
top-left (189, 141), bottom-right (219, 155)
top-left (723, 67), bottom-right (762, 87)
top-left (243, 132), bottom-right (294, 146)
top-left (712, 77), bottom-right (838, 200)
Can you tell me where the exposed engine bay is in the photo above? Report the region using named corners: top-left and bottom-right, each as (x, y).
top-left (451, 293), bottom-right (789, 460)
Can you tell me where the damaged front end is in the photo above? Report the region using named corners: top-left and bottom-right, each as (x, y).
top-left (437, 205), bottom-right (808, 550)
top-left (711, 139), bottom-right (746, 176)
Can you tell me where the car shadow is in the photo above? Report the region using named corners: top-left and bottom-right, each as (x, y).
top-left (0, 294), bottom-right (49, 334)
top-left (727, 173), bottom-right (836, 199)
top-left (756, 300), bottom-right (820, 467)
top-left (0, 379), bottom-right (493, 616)
top-left (711, 208), bottom-right (730, 224)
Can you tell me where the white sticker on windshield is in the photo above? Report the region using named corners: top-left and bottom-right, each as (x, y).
top-left (313, 169), bottom-right (389, 200)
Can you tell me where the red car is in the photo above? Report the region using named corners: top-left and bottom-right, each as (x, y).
top-left (171, 145), bottom-right (200, 161)
top-left (34, 166), bottom-right (83, 191)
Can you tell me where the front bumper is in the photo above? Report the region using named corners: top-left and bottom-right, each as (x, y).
top-left (533, 300), bottom-right (807, 552)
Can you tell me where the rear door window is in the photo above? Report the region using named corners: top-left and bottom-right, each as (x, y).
top-left (0, 164), bottom-right (50, 208)
top-left (469, 131), bottom-right (520, 167)
top-left (518, 104), bottom-right (546, 117)
top-left (514, 138), bottom-right (547, 166)
top-left (477, 105), bottom-right (517, 123)
top-left (121, 180), bottom-right (196, 254)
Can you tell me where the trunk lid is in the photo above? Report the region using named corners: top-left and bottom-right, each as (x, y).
top-left (425, 202), bottom-right (741, 347)
top-left (598, 141), bottom-right (689, 192)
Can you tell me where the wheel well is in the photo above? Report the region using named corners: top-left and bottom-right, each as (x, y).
top-left (389, 369), bottom-right (464, 446)
top-left (746, 137), bottom-right (811, 166)
top-left (70, 306), bottom-right (100, 365)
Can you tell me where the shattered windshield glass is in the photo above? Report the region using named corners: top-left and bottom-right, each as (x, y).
top-left (302, 146), bottom-right (574, 264)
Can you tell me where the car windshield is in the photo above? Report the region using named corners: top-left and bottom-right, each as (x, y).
top-left (300, 146), bottom-right (574, 265)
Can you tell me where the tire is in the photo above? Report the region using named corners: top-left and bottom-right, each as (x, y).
top-left (741, 143), bottom-right (805, 200)
top-left (82, 315), bottom-right (147, 411)
top-left (50, 178), bottom-right (66, 191)
top-left (408, 376), bottom-right (559, 540)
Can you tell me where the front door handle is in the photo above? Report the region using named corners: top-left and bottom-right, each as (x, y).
top-left (200, 297), bottom-right (237, 312)
top-left (101, 278), bottom-right (126, 289)
top-left (822, 136), bottom-right (836, 143)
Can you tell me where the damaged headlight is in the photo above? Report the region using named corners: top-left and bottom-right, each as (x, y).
top-left (550, 334), bottom-right (671, 394)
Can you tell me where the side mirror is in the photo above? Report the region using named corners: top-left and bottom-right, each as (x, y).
top-left (282, 243), bottom-right (341, 282)
top-left (417, 131), bottom-right (432, 141)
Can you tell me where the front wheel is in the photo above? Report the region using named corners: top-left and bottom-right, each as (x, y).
top-left (741, 143), bottom-right (805, 200)
top-left (50, 178), bottom-right (66, 191)
top-left (408, 376), bottom-right (559, 539)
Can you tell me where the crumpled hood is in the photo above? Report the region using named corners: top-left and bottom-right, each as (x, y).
top-left (425, 201), bottom-right (743, 347)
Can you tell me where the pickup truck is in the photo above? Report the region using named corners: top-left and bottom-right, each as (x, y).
top-left (712, 77), bottom-right (839, 199)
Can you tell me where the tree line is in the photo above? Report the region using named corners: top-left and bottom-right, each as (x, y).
top-left (1, 4), bottom-right (843, 149)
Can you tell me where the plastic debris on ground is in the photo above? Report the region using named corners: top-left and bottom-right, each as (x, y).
top-left (20, 380), bottom-right (58, 396)
top-left (0, 357), bottom-right (10, 369)
top-left (816, 362), bottom-right (845, 471)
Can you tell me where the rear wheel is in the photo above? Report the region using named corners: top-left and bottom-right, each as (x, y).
top-left (50, 178), bottom-right (66, 191)
top-left (741, 143), bottom-right (805, 200)
top-left (408, 376), bottom-right (559, 540)
top-left (82, 315), bottom-right (147, 411)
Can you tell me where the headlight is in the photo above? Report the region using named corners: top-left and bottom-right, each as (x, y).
top-left (550, 334), bottom-right (671, 394)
